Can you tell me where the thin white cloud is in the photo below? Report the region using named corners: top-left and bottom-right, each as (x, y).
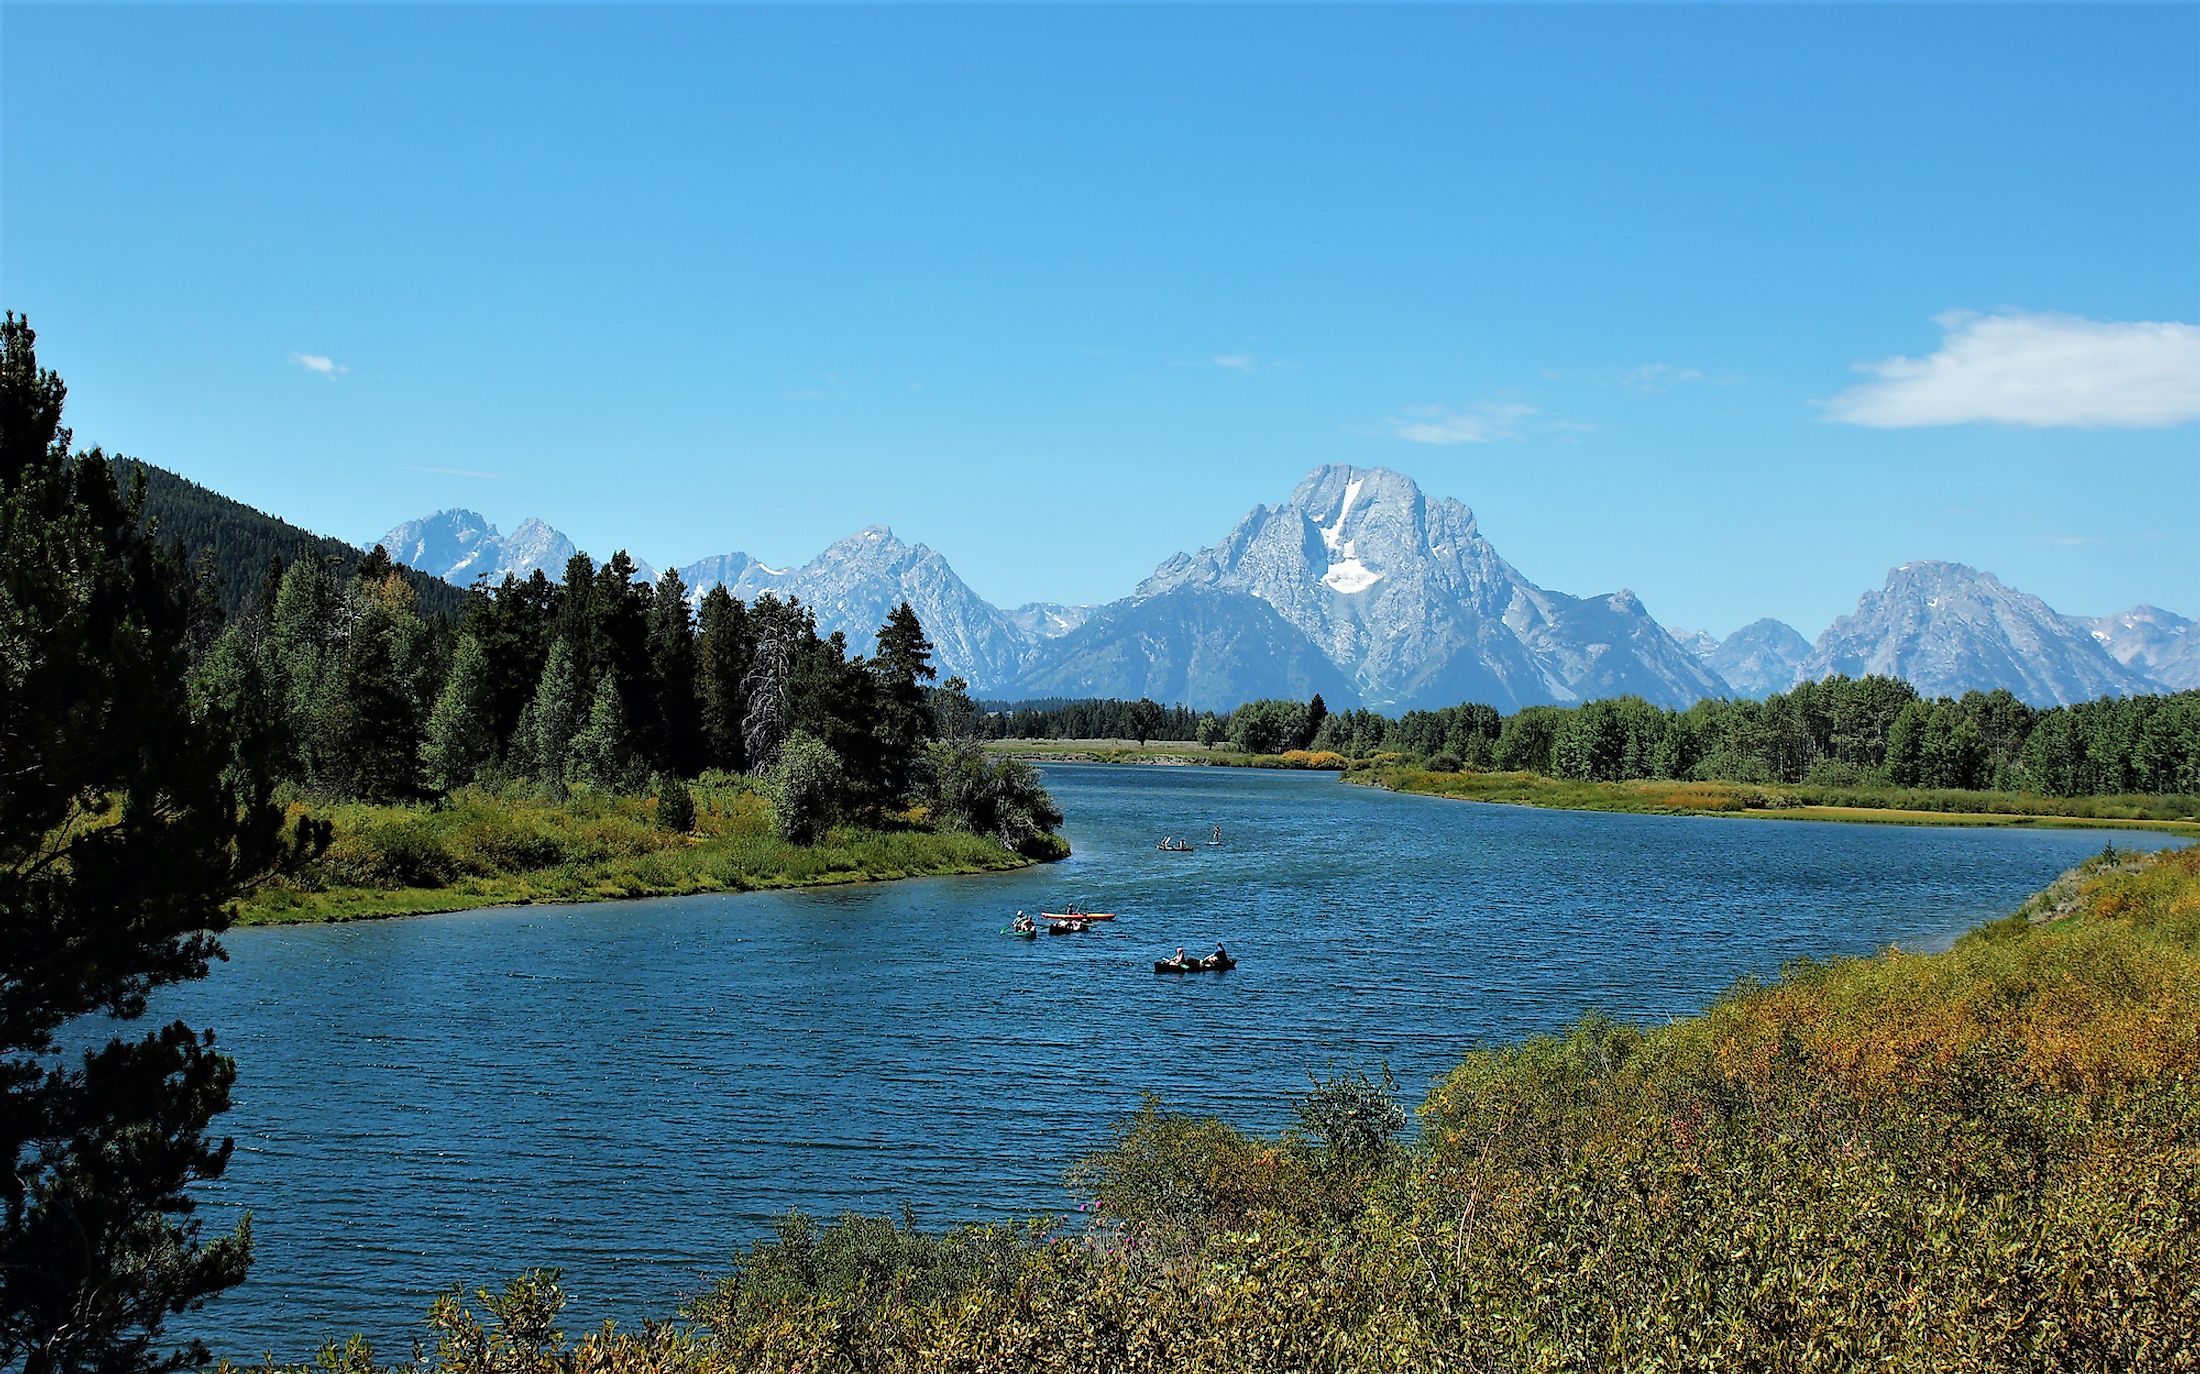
top-left (290, 351), bottom-right (347, 378)
top-left (1173, 352), bottom-right (1298, 374)
top-left (1386, 402), bottom-right (1538, 445)
top-left (1825, 310), bottom-right (2200, 429)
top-left (1617, 362), bottom-right (1705, 393)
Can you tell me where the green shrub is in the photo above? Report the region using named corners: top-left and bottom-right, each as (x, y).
top-left (764, 731), bottom-right (845, 844)
top-left (656, 776), bottom-right (697, 834)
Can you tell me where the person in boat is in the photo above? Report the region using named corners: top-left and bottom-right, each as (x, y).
top-left (1213, 942), bottom-right (1227, 962)
top-left (1173, 946), bottom-right (1188, 967)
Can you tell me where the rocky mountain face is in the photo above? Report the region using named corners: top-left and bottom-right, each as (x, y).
top-left (678, 526), bottom-right (1030, 690)
top-left (1038, 465), bottom-right (1725, 711)
top-left (2073, 605), bottom-right (2200, 691)
top-left (1798, 562), bottom-right (2157, 707)
top-left (1669, 618), bottom-right (1812, 699)
top-left (377, 510), bottom-right (653, 586)
top-left (1007, 602), bottom-right (1099, 641)
top-left (379, 475), bottom-right (2189, 714)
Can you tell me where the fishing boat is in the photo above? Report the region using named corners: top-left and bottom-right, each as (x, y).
top-left (1154, 953), bottom-right (1236, 974)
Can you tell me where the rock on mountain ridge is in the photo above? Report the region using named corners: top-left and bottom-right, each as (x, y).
top-left (2073, 605), bottom-right (2200, 692)
top-left (678, 526), bottom-right (1030, 691)
top-left (1798, 562), bottom-right (2156, 706)
top-left (378, 509), bottom-right (653, 586)
top-left (1073, 464), bottom-right (1725, 711)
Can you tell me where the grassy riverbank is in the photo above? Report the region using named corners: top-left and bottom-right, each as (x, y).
top-left (237, 784), bottom-right (1065, 925)
top-left (1354, 764), bottom-right (2200, 836)
top-left (987, 738), bottom-right (1346, 769)
top-left (990, 737), bottom-right (2200, 835)
top-left (280, 844), bottom-right (2200, 1370)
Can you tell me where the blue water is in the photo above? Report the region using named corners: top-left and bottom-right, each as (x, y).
top-left (150, 764), bottom-right (2184, 1356)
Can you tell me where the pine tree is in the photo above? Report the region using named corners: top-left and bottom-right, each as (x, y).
top-left (552, 552), bottom-right (600, 681)
top-left (696, 586), bottom-right (752, 772)
top-left (421, 633), bottom-right (498, 791)
top-left (267, 553), bottom-right (339, 778)
top-left (526, 641), bottom-right (586, 789)
top-left (869, 602), bottom-right (936, 802)
top-left (2, 314), bottom-right (298, 1374)
top-left (320, 597), bottom-right (425, 801)
top-left (592, 553), bottom-right (652, 726)
top-left (647, 569), bottom-right (701, 777)
top-left (459, 571), bottom-right (555, 759)
top-left (569, 671), bottom-right (640, 791)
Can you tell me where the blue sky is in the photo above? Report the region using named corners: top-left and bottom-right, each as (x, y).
top-left (5, 3), bottom-right (2196, 637)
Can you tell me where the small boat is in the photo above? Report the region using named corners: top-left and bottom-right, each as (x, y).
top-left (1154, 954), bottom-right (1236, 974)
top-left (1007, 926), bottom-right (1037, 940)
top-left (1040, 910), bottom-right (1116, 922)
top-left (1047, 918), bottom-right (1094, 935)
top-left (1157, 841), bottom-right (1195, 852)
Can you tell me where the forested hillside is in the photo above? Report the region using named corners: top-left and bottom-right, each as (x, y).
top-left (115, 459), bottom-right (468, 621)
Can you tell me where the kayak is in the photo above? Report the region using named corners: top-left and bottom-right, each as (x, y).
top-left (1154, 955), bottom-right (1236, 974)
top-left (1007, 927), bottom-right (1037, 940)
top-left (1040, 911), bottom-right (1116, 921)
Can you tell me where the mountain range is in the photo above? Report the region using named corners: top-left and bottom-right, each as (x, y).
top-left (377, 465), bottom-right (2196, 710)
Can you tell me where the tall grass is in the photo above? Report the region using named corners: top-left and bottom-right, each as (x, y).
top-left (1359, 764), bottom-right (2200, 832)
top-left (237, 780), bottom-right (1061, 925)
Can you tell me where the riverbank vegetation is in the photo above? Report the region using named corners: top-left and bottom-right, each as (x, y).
top-left (263, 842), bottom-right (2200, 1370)
top-left (987, 738), bottom-right (1348, 771)
top-left (237, 779), bottom-right (1061, 925)
top-left (985, 678), bottom-right (2200, 829)
top-left (1355, 766), bottom-right (2200, 834)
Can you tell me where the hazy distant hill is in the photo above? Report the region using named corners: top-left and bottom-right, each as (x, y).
top-left (1669, 618), bottom-right (1813, 699)
top-left (119, 460), bottom-right (467, 621)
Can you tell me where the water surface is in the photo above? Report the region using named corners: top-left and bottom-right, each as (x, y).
top-left (158, 764), bottom-right (2184, 1355)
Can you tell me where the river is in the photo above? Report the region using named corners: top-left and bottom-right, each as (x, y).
top-left (152, 763), bottom-right (2185, 1356)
